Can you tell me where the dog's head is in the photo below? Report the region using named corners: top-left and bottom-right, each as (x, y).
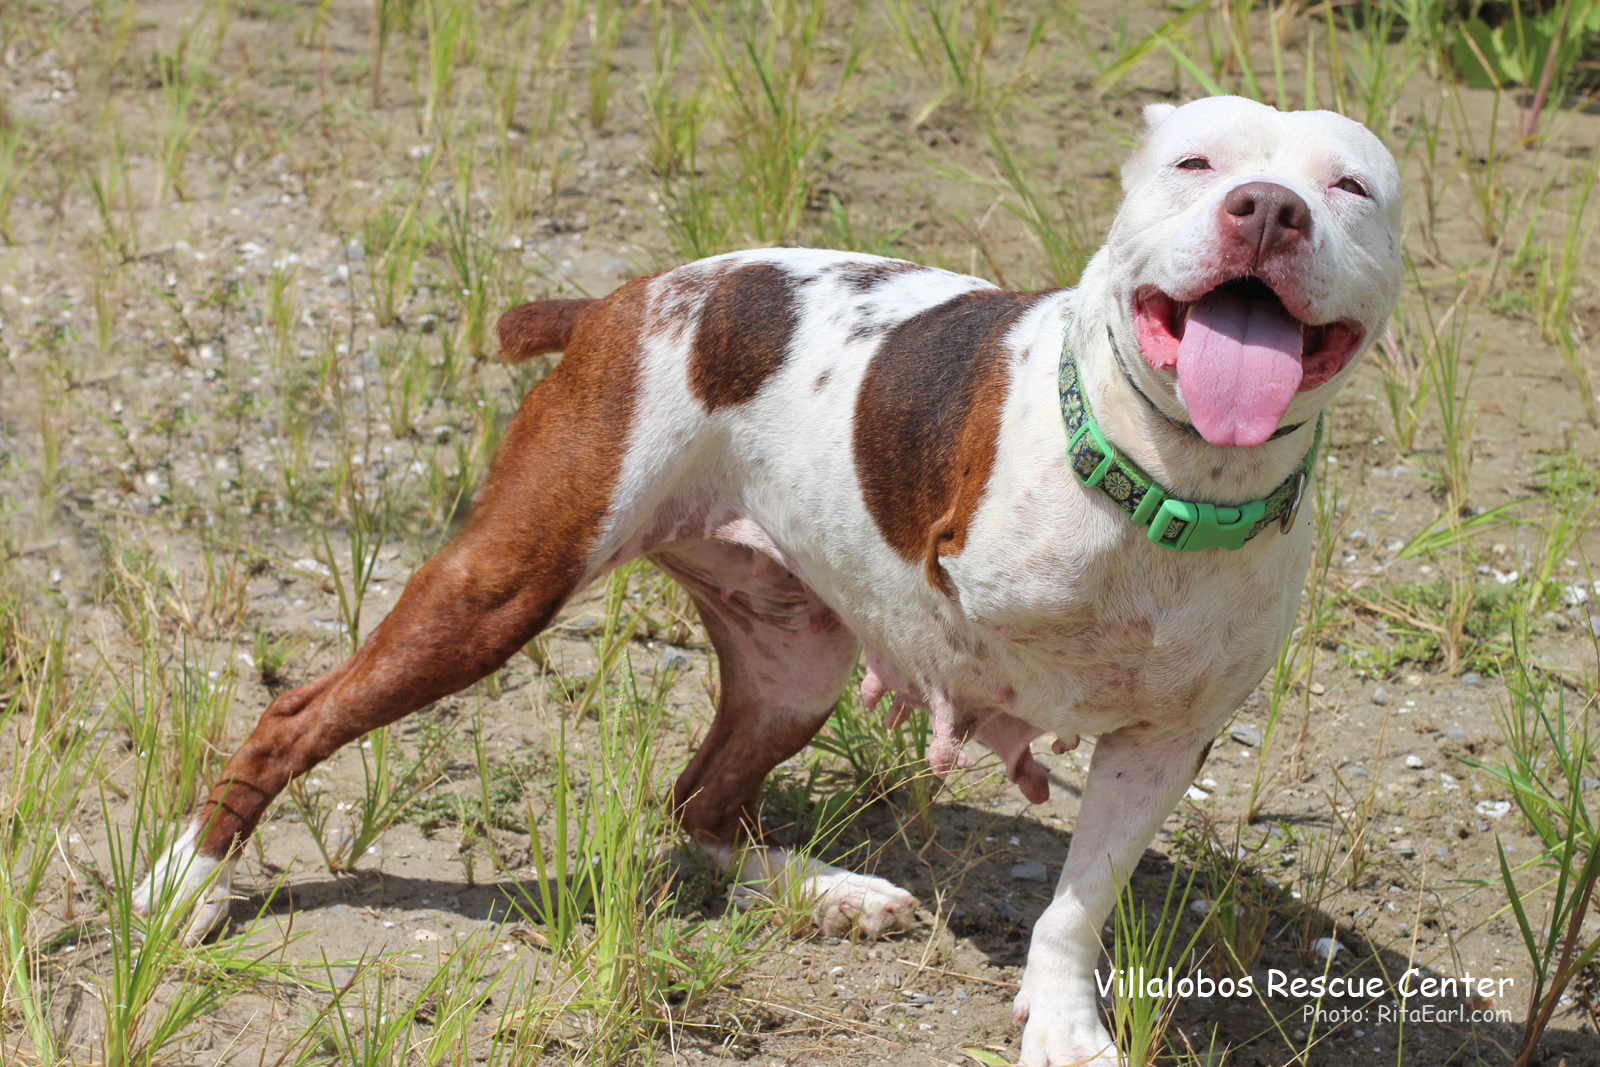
top-left (1090, 96), bottom-right (1402, 447)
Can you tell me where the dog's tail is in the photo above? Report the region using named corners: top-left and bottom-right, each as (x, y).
top-left (495, 299), bottom-right (597, 362)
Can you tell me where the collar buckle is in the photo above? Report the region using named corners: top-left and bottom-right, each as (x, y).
top-left (1148, 498), bottom-right (1268, 552)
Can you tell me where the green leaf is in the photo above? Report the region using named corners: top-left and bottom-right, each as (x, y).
top-left (961, 1049), bottom-right (1019, 1067)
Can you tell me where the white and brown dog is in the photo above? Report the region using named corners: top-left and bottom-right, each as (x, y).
top-left (136, 97), bottom-right (1401, 1065)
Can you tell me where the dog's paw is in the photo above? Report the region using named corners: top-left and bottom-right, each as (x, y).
top-left (806, 867), bottom-right (919, 939)
top-left (1015, 981), bottom-right (1118, 1066)
top-left (1014, 1000), bottom-right (1117, 1067)
top-left (132, 824), bottom-right (236, 946)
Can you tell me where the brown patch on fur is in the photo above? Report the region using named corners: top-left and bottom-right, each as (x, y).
top-left (496, 298), bottom-right (598, 362)
top-left (1193, 739), bottom-right (1215, 777)
top-left (853, 287), bottom-right (1058, 595)
top-left (193, 276), bottom-right (654, 861)
top-left (689, 263), bottom-right (799, 410)
top-left (832, 259), bottom-right (925, 293)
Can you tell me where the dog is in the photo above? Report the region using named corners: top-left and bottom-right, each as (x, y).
top-left (135, 96), bottom-right (1401, 1065)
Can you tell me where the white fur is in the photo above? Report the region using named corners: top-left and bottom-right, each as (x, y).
top-left (131, 820), bottom-right (237, 946)
top-left (706, 843), bottom-right (920, 939)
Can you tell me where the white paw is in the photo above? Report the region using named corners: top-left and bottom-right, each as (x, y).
top-left (132, 822), bottom-right (237, 946)
top-left (804, 867), bottom-right (919, 939)
top-left (1014, 989), bottom-right (1118, 1067)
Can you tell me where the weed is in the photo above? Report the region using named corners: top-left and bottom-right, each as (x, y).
top-left (1106, 853), bottom-right (1205, 1066)
top-left (1461, 640), bottom-right (1600, 1067)
top-left (359, 197), bottom-right (431, 329)
top-left (1345, 580), bottom-right (1517, 677)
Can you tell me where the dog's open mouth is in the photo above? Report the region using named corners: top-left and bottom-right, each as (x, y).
top-left (1133, 277), bottom-right (1363, 447)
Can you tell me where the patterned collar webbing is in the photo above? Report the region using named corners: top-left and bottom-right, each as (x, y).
top-left (1058, 331), bottom-right (1322, 552)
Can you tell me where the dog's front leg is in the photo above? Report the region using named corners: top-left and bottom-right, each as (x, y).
top-left (1016, 726), bottom-right (1213, 1067)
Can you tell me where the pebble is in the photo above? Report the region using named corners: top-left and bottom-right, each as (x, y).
top-left (414, 929), bottom-right (440, 942)
top-left (1011, 860), bottom-right (1048, 881)
top-left (1309, 682), bottom-right (1326, 695)
top-left (1312, 937), bottom-right (1344, 961)
top-left (1475, 800), bottom-right (1512, 819)
top-left (1186, 785), bottom-right (1210, 801)
top-left (660, 646), bottom-right (692, 670)
top-left (1228, 722), bottom-right (1263, 748)
top-left (1447, 727), bottom-right (1468, 741)
top-left (1404, 755), bottom-right (1425, 768)
top-left (1371, 685), bottom-right (1390, 705)
top-left (1461, 672), bottom-right (1483, 685)
top-left (1348, 766), bottom-right (1368, 778)
top-left (1581, 777), bottom-right (1600, 793)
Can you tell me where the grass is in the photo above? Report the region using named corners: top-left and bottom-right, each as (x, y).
top-left (0, 0), bottom-right (1598, 1064)
top-left (1461, 639), bottom-right (1600, 1067)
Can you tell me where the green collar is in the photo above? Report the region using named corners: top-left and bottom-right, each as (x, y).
top-left (1059, 333), bottom-right (1321, 552)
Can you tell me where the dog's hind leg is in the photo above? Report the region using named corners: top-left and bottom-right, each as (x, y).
top-left (652, 541), bottom-right (920, 939)
top-left (134, 289), bottom-right (648, 944)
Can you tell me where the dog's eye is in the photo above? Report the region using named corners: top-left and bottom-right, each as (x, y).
top-left (1176, 157), bottom-right (1211, 171)
top-left (1336, 177), bottom-right (1369, 198)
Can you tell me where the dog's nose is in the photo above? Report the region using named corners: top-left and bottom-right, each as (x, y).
top-left (1223, 181), bottom-right (1311, 256)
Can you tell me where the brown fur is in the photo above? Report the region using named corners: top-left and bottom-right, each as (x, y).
top-left (689, 263), bottom-right (800, 411)
top-left (852, 288), bottom-right (1056, 596)
top-left (495, 298), bottom-right (598, 362)
top-left (195, 278), bottom-right (650, 859)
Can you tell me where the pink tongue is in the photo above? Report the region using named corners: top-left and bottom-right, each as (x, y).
top-left (1177, 290), bottom-right (1305, 447)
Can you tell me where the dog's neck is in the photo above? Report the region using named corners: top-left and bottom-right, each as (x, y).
top-left (1063, 293), bottom-right (1322, 507)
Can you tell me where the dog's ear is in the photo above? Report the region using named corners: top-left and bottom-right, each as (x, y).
top-left (1141, 103), bottom-right (1177, 131)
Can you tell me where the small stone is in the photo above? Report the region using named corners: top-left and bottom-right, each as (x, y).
top-left (1186, 785), bottom-right (1210, 801)
top-left (1475, 800), bottom-right (1512, 819)
top-left (1346, 530), bottom-right (1369, 548)
top-left (660, 646), bottom-right (692, 671)
top-left (1011, 860), bottom-right (1048, 881)
top-left (1372, 685), bottom-right (1391, 705)
top-left (414, 929), bottom-right (440, 941)
top-left (1309, 682), bottom-right (1326, 695)
top-left (1229, 722), bottom-right (1263, 748)
top-left (1581, 777), bottom-right (1600, 792)
top-left (1447, 727), bottom-right (1468, 741)
top-left (993, 900), bottom-right (1023, 917)
top-left (1348, 766), bottom-right (1368, 778)
top-left (1461, 672), bottom-right (1483, 685)
top-left (904, 994), bottom-right (934, 1005)
top-left (1312, 937), bottom-right (1344, 961)
top-left (1404, 755), bottom-right (1425, 769)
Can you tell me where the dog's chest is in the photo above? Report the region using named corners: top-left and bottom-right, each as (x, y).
top-left (928, 367), bottom-right (1309, 733)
